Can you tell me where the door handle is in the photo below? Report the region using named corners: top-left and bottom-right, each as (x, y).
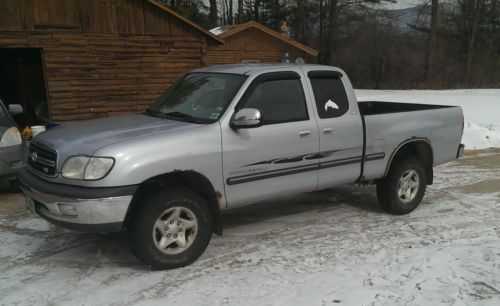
top-left (323, 127), bottom-right (335, 134)
top-left (298, 130), bottom-right (312, 138)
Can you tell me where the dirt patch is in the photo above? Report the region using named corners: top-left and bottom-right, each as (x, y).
top-left (457, 179), bottom-right (500, 194)
top-left (457, 149), bottom-right (500, 169)
top-left (464, 148), bottom-right (500, 156)
top-left (454, 150), bottom-right (500, 193)
top-left (0, 193), bottom-right (26, 218)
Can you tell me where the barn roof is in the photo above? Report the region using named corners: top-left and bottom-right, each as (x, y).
top-left (210, 21), bottom-right (318, 56)
top-left (146, 0), bottom-right (224, 44)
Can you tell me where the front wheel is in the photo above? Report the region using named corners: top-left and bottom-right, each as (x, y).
top-left (128, 187), bottom-right (212, 270)
top-left (8, 179), bottom-right (20, 193)
top-left (376, 157), bottom-right (427, 215)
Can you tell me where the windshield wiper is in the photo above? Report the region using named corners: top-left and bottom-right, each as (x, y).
top-left (163, 111), bottom-right (199, 121)
top-left (145, 109), bottom-right (206, 123)
top-left (144, 108), bottom-right (164, 117)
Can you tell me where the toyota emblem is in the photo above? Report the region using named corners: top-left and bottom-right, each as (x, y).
top-left (31, 152), bottom-right (38, 162)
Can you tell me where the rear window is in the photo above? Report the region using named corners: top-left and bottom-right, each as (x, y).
top-left (309, 75), bottom-right (349, 119)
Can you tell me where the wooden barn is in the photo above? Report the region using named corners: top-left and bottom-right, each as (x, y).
top-left (207, 21), bottom-right (318, 65)
top-left (0, 0), bottom-right (223, 123)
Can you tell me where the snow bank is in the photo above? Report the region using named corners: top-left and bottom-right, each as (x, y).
top-left (356, 89), bottom-right (500, 149)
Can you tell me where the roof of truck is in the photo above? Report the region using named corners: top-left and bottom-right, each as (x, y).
top-left (193, 64), bottom-right (341, 76)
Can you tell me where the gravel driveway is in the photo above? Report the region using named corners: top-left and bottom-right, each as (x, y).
top-left (1, 150), bottom-right (499, 305)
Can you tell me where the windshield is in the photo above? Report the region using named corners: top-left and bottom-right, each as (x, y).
top-left (146, 73), bottom-right (246, 123)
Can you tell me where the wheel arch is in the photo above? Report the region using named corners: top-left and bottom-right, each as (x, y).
top-left (126, 170), bottom-right (223, 235)
top-left (384, 138), bottom-right (434, 185)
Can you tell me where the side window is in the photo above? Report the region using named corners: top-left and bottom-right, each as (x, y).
top-left (243, 79), bottom-right (308, 124)
top-left (310, 76), bottom-right (349, 119)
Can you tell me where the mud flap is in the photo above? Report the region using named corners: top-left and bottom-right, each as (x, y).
top-left (457, 144), bottom-right (465, 159)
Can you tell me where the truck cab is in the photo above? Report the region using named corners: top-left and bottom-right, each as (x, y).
top-left (219, 66), bottom-right (365, 205)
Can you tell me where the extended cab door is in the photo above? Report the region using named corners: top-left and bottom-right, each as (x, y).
top-left (221, 71), bottom-right (319, 207)
top-left (304, 69), bottom-right (364, 189)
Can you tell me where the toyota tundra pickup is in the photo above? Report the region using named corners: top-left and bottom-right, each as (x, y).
top-left (19, 64), bottom-right (465, 269)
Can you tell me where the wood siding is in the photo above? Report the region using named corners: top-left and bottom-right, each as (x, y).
top-left (0, 0), bottom-right (209, 121)
top-left (206, 28), bottom-right (310, 65)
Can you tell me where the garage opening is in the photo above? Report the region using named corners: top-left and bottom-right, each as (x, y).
top-left (0, 48), bottom-right (49, 129)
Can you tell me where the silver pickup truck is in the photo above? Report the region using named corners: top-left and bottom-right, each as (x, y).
top-left (20, 64), bottom-right (464, 269)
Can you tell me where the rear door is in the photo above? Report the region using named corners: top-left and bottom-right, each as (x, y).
top-left (304, 70), bottom-right (364, 189)
top-left (221, 71), bottom-right (319, 207)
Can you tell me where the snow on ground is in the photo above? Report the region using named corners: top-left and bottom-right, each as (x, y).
top-left (1, 150), bottom-right (499, 305)
top-left (356, 89), bottom-right (500, 150)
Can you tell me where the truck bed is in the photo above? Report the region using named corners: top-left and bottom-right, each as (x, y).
top-left (358, 101), bottom-right (455, 116)
top-left (357, 101), bottom-right (463, 181)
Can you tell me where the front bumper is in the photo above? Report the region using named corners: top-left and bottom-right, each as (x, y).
top-left (19, 170), bottom-right (137, 233)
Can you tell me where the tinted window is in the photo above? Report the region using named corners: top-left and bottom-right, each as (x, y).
top-left (310, 77), bottom-right (349, 119)
top-left (243, 79), bottom-right (308, 124)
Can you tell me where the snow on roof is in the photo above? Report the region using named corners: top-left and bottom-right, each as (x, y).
top-left (209, 25), bottom-right (234, 36)
top-left (209, 27), bottom-right (223, 35)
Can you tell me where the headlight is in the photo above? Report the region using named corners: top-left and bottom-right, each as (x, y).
top-left (0, 127), bottom-right (22, 147)
top-left (61, 156), bottom-right (89, 180)
top-left (62, 156), bottom-right (114, 180)
top-left (84, 157), bottom-right (114, 180)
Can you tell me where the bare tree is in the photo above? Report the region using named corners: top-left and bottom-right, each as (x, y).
top-left (238, 0), bottom-right (244, 22)
top-left (424, 0), bottom-right (439, 83)
top-left (325, 0), bottom-right (338, 65)
top-left (229, 0), bottom-right (234, 24)
top-left (249, 0), bottom-right (261, 21)
top-left (209, 0), bottom-right (218, 26)
top-left (160, 0), bottom-right (499, 89)
top-left (463, 0), bottom-right (486, 85)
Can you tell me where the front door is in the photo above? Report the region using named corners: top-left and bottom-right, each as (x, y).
top-left (222, 71), bottom-right (319, 207)
top-left (305, 70), bottom-right (364, 189)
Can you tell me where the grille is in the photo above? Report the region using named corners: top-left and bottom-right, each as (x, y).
top-left (27, 142), bottom-right (58, 176)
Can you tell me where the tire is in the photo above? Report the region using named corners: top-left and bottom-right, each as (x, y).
top-left (8, 179), bottom-right (20, 193)
top-left (376, 157), bottom-right (427, 215)
top-left (128, 186), bottom-right (212, 270)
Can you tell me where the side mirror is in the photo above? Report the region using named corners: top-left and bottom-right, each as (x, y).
top-left (8, 104), bottom-right (23, 115)
top-left (231, 108), bottom-right (262, 129)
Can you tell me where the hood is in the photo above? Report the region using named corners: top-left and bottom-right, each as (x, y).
top-left (34, 113), bottom-right (199, 156)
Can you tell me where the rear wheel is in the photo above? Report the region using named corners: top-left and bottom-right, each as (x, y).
top-left (128, 187), bottom-right (212, 270)
top-left (376, 157), bottom-right (426, 215)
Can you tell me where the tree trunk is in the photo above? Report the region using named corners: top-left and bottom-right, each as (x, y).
top-left (319, 0), bottom-right (326, 63)
top-left (424, 0), bottom-right (438, 84)
top-left (295, 0), bottom-right (306, 42)
top-left (254, 0), bottom-right (261, 21)
top-left (228, 0), bottom-right (233, 25)
top-left (238, 0), bottom-right (243, 23)
top-left (273, 0), bottom-right (280, 30)
top-left (209, 0), bottom-right (218, 26)
top-left (465, 0), bottom-right (485, 86)
top-left (325, 0), bottom-right (338, 65)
